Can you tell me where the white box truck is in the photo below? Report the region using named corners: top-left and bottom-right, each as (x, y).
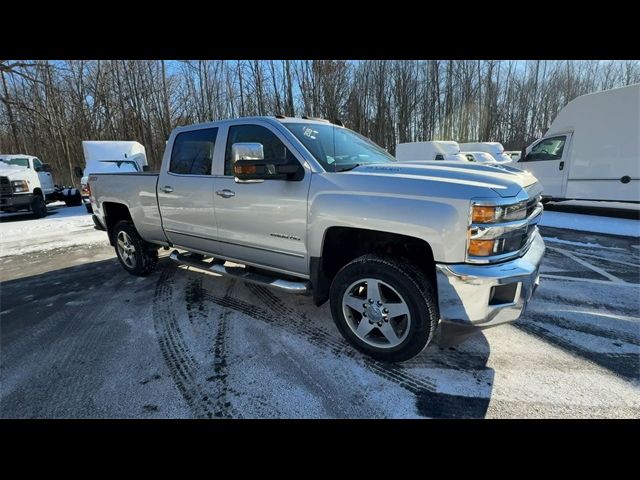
top-left (77, 141), bottom-right (148, 213)
top-left (516, 83), bottom-right (640, 203)
top-left (395, 141), bottom-right (468, 162)
top-left (459, 142), bottom-right (513, 163)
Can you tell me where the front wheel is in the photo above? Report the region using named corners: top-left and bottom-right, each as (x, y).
top-left (113, 221), bottom-right (158, 276)
top-left (31, 194), bottom-right (47, 218)
top-left (329, 255), bottom-right (439, 362)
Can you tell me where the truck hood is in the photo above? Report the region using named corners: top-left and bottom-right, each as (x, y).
top-left (0, 162), bottom-right (29, 179)
top-left (350, 161), bottom-right (539, 198)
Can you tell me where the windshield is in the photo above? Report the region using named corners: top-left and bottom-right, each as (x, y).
top-left (86, 160), bottom-right (140, 174)
top-left (1, 158), bottom-right (29, 168)
top-left (284, 123), bottom-right (396, 172)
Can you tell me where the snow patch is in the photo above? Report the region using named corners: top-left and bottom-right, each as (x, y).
top-left (540, 211), bottom-right (640, 237)
top-left (0, 205), bottom-right (108, 258)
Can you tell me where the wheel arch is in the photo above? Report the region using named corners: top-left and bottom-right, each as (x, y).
top-left (102, 202), bottom-right (134, 246)
top-left (310, 226), bottom-right (436, 306)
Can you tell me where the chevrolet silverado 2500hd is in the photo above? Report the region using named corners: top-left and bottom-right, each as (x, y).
top-left (90, 116), bottom-right (545, 362)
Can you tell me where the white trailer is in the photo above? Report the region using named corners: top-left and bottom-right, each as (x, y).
top-left (395, 141), bottom-right (468, 162)
top-left (516, 83), bottom-right (640, 203)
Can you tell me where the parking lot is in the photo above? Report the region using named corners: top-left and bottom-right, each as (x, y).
top-left (0, 205), bottom-right (639, 418)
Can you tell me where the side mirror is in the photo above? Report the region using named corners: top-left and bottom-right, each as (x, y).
top-left (519, 146), bottom-right (527, 162)
top-left (41, 163), bottom-right (53, 173)
top-left (142, 165), bottom-right (150, 172)
top-left (232, 142), bottom-right (300, 181)
top-left (232, 142), bottom-right (265, 163)
top-left (73, 166), bottom-right (83, 178)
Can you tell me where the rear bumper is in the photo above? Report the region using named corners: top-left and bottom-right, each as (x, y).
top-left (435, 229), bottom-right (545, 328)
top-left (0, 193), bottom-right (32, 209)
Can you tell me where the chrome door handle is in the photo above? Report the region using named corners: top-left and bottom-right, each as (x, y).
top-left (216, 189), bottom-right (235, 198)
top-left (162, 185), bottom-right (174, 193)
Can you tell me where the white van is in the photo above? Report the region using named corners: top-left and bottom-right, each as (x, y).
top-left (459, 142), bottom-right (512, 163)
top-left (395, 141), bottom-right (468, 162)
top-left (79, 141), bottom-right (148, 212)
top-left (517, 83), bottom-right (639, 203)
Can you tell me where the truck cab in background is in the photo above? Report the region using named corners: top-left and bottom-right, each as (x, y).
top-left (517, 83), bottom-right (639, 203)
top-left (79, 141), bottom-right (148, 213)
top-left (0, 154), bottom-right (80, 218)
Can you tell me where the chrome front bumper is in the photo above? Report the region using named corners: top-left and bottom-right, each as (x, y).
top-left (435, 229), bottom-right (545, 328)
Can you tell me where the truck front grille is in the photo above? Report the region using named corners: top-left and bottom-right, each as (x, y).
top-left (0, 176), bottom-right (11, 196)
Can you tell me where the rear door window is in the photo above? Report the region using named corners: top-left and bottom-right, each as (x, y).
top-left (169, 128), bottom-right (218, 175)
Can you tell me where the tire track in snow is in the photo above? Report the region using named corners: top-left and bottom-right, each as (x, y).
top-left (184, 275), bottom-right (245, 418)
top-left (153, 267), bottom-right (222, 418)
top-left (229, 284), bottom-right (493, 418)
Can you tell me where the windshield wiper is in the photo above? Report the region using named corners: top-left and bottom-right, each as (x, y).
top-left (334, 163), bottom-right (361, 172)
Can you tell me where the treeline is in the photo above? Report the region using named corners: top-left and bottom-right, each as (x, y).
top-left (1, 60), bottom-right (639, 185)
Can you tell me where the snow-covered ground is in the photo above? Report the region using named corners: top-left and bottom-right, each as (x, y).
top-left (0, 204), bottom-right (108, 258)
top-left (0, 203), bottom-right (638, 418)
top-left (540, 210), bottom-right (640, 237)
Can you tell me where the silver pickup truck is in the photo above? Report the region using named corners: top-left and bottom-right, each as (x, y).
top-left (89, 116), bottom-right (545, 362)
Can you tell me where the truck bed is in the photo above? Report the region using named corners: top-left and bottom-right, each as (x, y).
top-left (90, 172), bottom-right (166, 244)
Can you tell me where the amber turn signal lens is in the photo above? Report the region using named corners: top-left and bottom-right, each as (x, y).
top-left (468, 239), bottom-right (495, 256)
top-left (234, 165), bottom-right (257, 175)
top-left (472, 205), bottom-right (496, 223)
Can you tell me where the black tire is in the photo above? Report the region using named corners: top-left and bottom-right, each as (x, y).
top-left (85, 203), bottom-right (93, 214)
top-left (64, 189), bottom-right (82, 207)
top-left (329, 254), bottom-right (438, 362)
top-left (31, 194), bottom-right (47, 218)
top-left (112, 220), bottom-right (158, 276)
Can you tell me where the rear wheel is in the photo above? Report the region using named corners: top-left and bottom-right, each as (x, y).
top-left (64, 189), bottom-right (82, 207)
top-left (329, 254), bottom-right (438, 362)
top-left (31, 194), bottom-right (47, 218)
top-left (113, 221), bottom-right (158, 276)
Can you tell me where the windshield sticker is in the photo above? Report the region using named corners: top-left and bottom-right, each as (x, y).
top-left (302, 127), bottom-right (318, 140)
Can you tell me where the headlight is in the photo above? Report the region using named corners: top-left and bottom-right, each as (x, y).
top-left (468, 197), bottom-right (541, 261)
top-left (471, 201), bottom-right (528, 224)
top-left (11, 180), bottom-right (29, 193)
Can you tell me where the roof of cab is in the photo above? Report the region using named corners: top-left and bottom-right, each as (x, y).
top-left (0, 154), bottom-right (37, 159)
top-left (173, 115), bottom-right (337, 131)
